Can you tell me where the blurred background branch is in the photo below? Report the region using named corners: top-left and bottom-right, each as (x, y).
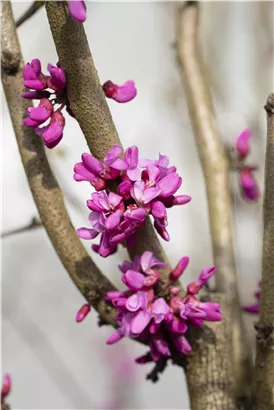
top-left (15, 1), bottom-right (44, 28)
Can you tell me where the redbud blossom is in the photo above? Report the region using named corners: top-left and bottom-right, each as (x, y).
top-left (235, 129), bottom-right (252, 159)
top-left (76, 304), bottom-right (91, 322)
top-left (68, 1), bottom-right (86, 22)
top-left (1, 374), bottom-right (11, 404)
top-left (105, 253), bottom-right (221, 366)
top-left (103, 80), bottom-right (137, 103)
top-left (75, 148), bottom-right (191, 257)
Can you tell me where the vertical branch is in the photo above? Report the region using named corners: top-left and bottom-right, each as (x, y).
top-left (45, 1), bottom-right (172, 278)
top-left (176, 1), bottom-right (252, 406)
top-left (254, 94), bottom-right (274, 410)
top-left (1, 0), bottom-right (117, 326)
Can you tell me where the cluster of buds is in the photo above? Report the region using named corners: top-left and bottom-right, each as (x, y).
top-left (1, 374), bottom-right (11, 406)
top-left (22, 59), bottom-right (67, 149)
top-left (75, 145), bottom-right (191, 257)
top-left (232, 129), bottom-right (260, 201)
top-left (105, 252), bottom-right (221, 363)
top-left (22, 58), bottom-right (136, 149)
top-left (243, 281), bottom-right (261, 314)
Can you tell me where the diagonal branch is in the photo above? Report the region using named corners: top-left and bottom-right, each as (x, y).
top-left (45, 1), bottom-right (172, 283)
top-left (1, 0), bottom-right (117, 327)
top-left (16, 1), bottom-right (44, 28)
top-left (254, 94), bottom-right (274, 410)
top-left (176, 1), bottom-right (252, 407)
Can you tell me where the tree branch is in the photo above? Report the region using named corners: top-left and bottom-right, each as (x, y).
top-left (1, 0), bottom-right (117, 327)
top-left (45, 1), bottom-right (172, 280)
top-left (16, 1), bottom-right (44, 28)
top-left (176, 2), bottom-right (252, 407)
top-left (1, 217), bottom-right (43, 238)
top-left (254, 94), bottom-right (274, 410)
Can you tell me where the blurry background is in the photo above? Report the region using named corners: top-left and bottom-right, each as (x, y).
top-left (2, 1), bottom-right (273, 408)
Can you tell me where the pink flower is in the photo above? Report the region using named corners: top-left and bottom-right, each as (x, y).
top-left (23, 59), bottom-right (68, 148)
top-left (187, 266), bottom-right (216, 295)
top-left (103, 80), bottom-right (137, 103)
top-left (74, 146), bottom-right (126, 188)
top-left (76, 304), bottom-right (91, 322)
top-left (75, 146), bottom-right (191, 252)
top-left (24, 98), bottom-right (53, 127)
top-left (239, 168), bottom-right (260, 201)
top-left (68, 1), bottom-right (86, 22)
top-left (243, 281), bottom-right (260, 314)
top-left (236, 129), bottom-right (252, 159)
top-left (37, 111), bottom-right (65, 149)
top-left (1, 374), bottom-right (11, 404)
top-left (105, 253), bottom-right (221, 367)
top-left (169, 256), bottom-right (189, 281)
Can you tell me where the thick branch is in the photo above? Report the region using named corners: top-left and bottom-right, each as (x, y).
top-left (186, 293), bottom-right (235, 410)
top-left (1, 1), bottom-right (117, 327)
top-left (254, 94), bottom-right (274, 410)
top-left (45, 1), bottom-right (172, 279)
top-left (176, 2), bottom-right (252, 407)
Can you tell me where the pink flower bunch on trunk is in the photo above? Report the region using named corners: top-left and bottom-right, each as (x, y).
top-left (1, 374), bottom-right (11, 405)
top-left (75, 145), bottom-right (191, 257)
top-left (234, 129), bottom-right (260, 201)
top-left (243, 281), bottom-right (261, 314)
top-left (22, 59), bottom-right (68, 148)
top-left (105, 252), bottom-right (221, 364)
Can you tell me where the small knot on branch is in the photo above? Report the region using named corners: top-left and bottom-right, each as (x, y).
top-left (254, 322), bottom-right (274, 346)
top-left (264, 93), bottom-right (274, 115)
top-left (1, 49), bottom-right (20, 75)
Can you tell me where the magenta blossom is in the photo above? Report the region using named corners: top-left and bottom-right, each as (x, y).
top-left (243, 281), bottom-right (261, 314)
top-left (76, 304), bottom-right (91, 323)
top-left (1, 374), bottom-right (11, 405)
top-left (22, 59), bottom-right (69, 149)
top-left (75, 146), bottom-right (191, 257)
top-left (105, 252), bottom-right (221, 367)
top-left (68, 1), bottom-right (86, 22)
top-left (235, 129), bottom-right (252, 159)
top-left (232, 129), bottom-right (260, 201)
top-left (239, 168), bottom-right (260, 201)
top-left (103, 80), bottom-right (137, 103)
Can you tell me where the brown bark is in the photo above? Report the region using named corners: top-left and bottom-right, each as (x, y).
top-left (176, 2), bottom-right (252, 407)
top-left (45, 1), bottom-right (172, 274)
top-left (186, 294), bottom-right (235, 410)
top-left (253, 94), bottom-right (274, 410)
top-left (1, 0), bottom-right (117, 327)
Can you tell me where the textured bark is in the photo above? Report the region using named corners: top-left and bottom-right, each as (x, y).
top-left (45, 1), bottom-right (120, 161)
top-left (176, 2), bottom-right (252, 407)
top-left (254, 94), bottom-right (274, 410)
top-left (1, 1), bottom-right (117, 326)
top-left (45, 1), bottom-right (172, 271)
top-left (186, 294), bottom-right (236, 410)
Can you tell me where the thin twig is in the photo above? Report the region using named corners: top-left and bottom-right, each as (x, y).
top-left (16, 1), bottom-right (44, 28)
top-left (1, 217), bottom-right (43, 238)
top-left (176, 1), bottom-right (252, 407)
top-left (1, 1), bottom-right (117, 326)
top-left (45, 1), bottom-right (173, 284)
top-left (254, 94), bottom-right (274, 410)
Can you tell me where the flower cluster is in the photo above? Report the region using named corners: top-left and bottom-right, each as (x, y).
top-left (75, 145), bottom-right (191, 257)
top-left (22, 59), bottom-right (67, 149)
top-left (234, 129), bottom-right (259, 201)
top-left (1, 374), bottom-right (11, 406)
top-left (105, 252), bottom-right (221, 363)
top-left (68, 1), bottom-right (86, 22)
top-left (243, 281), bottom-right (261, 314)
